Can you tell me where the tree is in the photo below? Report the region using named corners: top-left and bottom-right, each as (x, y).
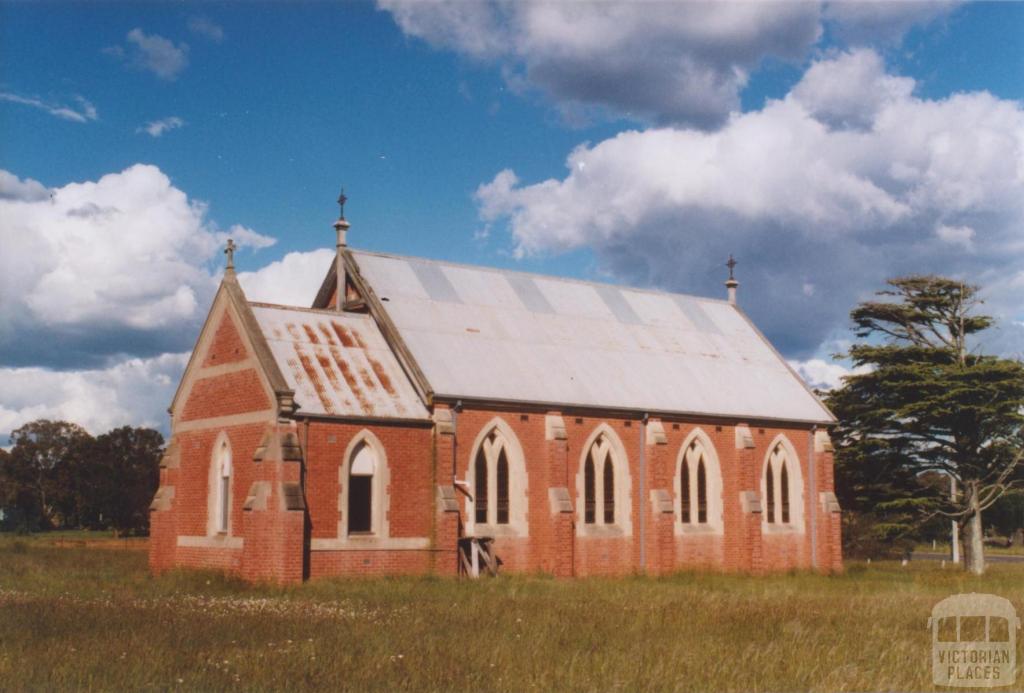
top-left (827, 276), bottom-right (1024, 575)
top-left (91, 426), bottom-right (163, 535)
top-left (6, 420), bottom-right (94, 529)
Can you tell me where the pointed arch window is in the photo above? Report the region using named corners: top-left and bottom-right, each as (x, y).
top-left (780, 460), bottom-right (790, 524)
top-left (763, 441), bottom-right (801, 528)
top-left (208, 435), bottom-right (232, 536)
top-left (470, 426), bottom-right (524, 531)
top-left (603, 457), bottom-right (615, 524)
top-left (680, 456), bottom-right (691, 523)
top-left (338, 431), bottom-right (390, 540)
top-left (348, 443), bottom-right (376, 535)
top-left (582, 434), bottom-right (622, 527)
top-left (474, 448), bottom-right (488, 524)
top-left (676, 435), bottom-right (723, 532)
top-left (584, 454), bottom-right (596, 524)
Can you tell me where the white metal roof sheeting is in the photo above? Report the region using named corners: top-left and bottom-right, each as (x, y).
top-left (251, 304), bottom-right (429, 420)
top-left (353, 251), bottom-right (833, 424)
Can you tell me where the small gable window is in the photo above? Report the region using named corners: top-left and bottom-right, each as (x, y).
top-left (338, 431), bottom-right (390, 540)
top-left (208, 435), bottom-right (232, 536)
top-left (348, 443), bottom-right (376, 535)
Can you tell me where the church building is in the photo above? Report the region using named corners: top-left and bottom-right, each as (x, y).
top-left (149, 194), bottom-right (842, 582)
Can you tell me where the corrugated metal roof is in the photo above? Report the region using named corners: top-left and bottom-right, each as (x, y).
top-left (352, 250), bottom-right (833, 424)
top-left (250, 304), bottom-right (429, 420)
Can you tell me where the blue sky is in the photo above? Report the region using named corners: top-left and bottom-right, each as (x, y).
top-left (1, 1), bottom-right (1023, 439)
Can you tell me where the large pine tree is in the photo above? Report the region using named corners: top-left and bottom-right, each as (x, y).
top-left (827, 276), bottom-right (1024, 574)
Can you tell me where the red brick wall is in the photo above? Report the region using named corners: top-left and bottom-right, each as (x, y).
top-left (202, 313), bottom-right (247, 367)
top-left (180, 370), bottom-right (270, 422)
top-left (304, 420), bottom-right (435, 579)
top-left (438, 407), bottom-right (841, 578)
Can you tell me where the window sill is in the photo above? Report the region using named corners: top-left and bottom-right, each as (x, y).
top-left (310, 536), bottom-right (430, 551)
top-left (676, 523), bottom-right (723, 536)
top-left (762, 523), bottom-right (804, 535)
top-left (577, 524), bottom-right (627, 538)
top-left (466, 523), bottom-right (527, 538)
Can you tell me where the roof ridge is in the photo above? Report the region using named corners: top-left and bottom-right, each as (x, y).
top-left (249, 301), bottom-right (371, 317)
top-left (349, 248), bottom-right (732, 306)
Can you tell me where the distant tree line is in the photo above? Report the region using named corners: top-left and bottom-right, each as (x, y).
top-left (0, 420), bottom-right (162, 536)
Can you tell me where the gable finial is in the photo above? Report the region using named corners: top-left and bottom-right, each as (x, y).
top-left (337, 186), bottom-right (347, 221)
top-left (333, 186), bottom-right (351, 311)
top-left (725, 255), bottom-right (739, 305)
top-left (224, 238), bottom-right (237, 271)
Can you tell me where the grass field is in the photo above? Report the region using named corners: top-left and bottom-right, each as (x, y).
top-left (1, 535), bottom-right (1022, 692)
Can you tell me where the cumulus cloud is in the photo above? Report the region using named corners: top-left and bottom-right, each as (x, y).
top-left (0, 92), bottom-right (98, 123)
top-left (188, 16), bottom-right (225, 43)
top-left (825, 0), bottom-right (962, 44)
top-left (238, 249), bottom-right (335, 306)
top-left (381, 0), bottom-right (821, 127)
top-left (475, 50), bottom-right (1024, 358)
top-left (0, 171), bottom-right (49, 201)
top-left (379, 1), bottom-right (959, 127)
top-left (789, 358), bottom-right (871, 391)
top-left (107, 28), bottom-right (189, 80)
top-left (0, 352), bottom-right (188, 440)
top-left (137, 116), bottom-right (185, 138)
top-left (0, 165), bottom-right (275, 369)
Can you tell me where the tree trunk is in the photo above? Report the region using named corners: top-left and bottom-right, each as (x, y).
top-left (964, 481), bottom-right (986, 576)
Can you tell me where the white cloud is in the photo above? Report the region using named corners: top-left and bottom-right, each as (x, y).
top-left (380, 0), bottom-right (821, 127)
top-left (0, 92), bottom-right (98, 123)
top-left (789, 358), bottom-right (870, 391)
top-left (825, 1), bottom-right (962, 44)
top-left (935, 223), bottom-right (975, 251)
top-left (790, 48), bottom-right (913, 129)
top-left (0, 165), bottom-right (275, 368)
top-left (238, 249), bottom-right (334, 306)
top-left (0, 352), bottom-right (188, 439)
top-left (475, 50), bottom-right (1024, 357)
top-left (0, 170), bottom-right (49, 201)
top-left (379, 1), bottom-right (958, 127)
top-left (107, 28), bottom-right (189, 80)
top-left (137, 116), bottom-right (185, 138)
top-left (188, 16), bottom-right (224, 43)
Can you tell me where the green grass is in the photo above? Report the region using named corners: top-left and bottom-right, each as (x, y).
top-left (1, 537), bottom-right (1022, 692)
top-left (917, 540), bottom-right (1024, 556)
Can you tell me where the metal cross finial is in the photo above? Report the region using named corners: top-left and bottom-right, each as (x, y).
top-left (337, 187), bottom-right (347, 220)
top-left (726, 254), bottom-right (737, 281)
top-left (224, 238), bottom-right (237, 270)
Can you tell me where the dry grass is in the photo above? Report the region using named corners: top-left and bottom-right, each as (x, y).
top-left (1, 536), bottom-right (1021, 692)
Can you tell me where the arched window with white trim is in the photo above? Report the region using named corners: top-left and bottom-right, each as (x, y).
top-left (339, 430), bottom-right (390, 539)
top-left (762, 438), bottom-right (804, 530)
top-left (208, 434), bottom-right (232, 536)
top-left (577, 427), bottom-right (632, 535)
top-left (675, 431), bottom-right (723, 532)
top-left (466, 419), bottom-right (528, 536)
top-left (348, 443), bottom-right (376, 534)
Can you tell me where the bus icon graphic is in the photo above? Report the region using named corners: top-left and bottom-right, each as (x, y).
top-left (930, 593), bottom-right (1020, 688)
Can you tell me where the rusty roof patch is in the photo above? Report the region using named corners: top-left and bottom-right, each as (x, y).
top-left (251, 305), bottom-right (427, 420)
top-left (302, 324), bottom-right (321, 345)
